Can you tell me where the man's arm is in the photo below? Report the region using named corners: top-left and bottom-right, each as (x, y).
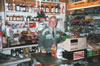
top-left (38, 31), bottom-right (46, 53)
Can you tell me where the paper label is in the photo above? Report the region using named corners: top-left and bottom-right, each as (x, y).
top-left (73, 51), bottom-right (84, 60)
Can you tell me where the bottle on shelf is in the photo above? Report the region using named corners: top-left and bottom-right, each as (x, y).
top-left (6, 15), bottom-right (9, 21)
top-left (28, 5), bottom-right (32, 13)
top-left (24, 16), bottom-right (27, 21)
top-left (34, 6), bottom-right (38, 13)
top-left (3, 33), bottom-right (8, 48)
top-left (41, 3), bottom-right (45, 12)
top-left (12, 0), bottom-right (16, 11)
top-left (16, 4), bottom-right (20, 11)
top-left (25, 5), bottom-right (29, 12)
top-left (62, 5), bottom-right (64, 14)
top-left (19, 48), bottom-right (24, 58)
top-left (51, 4), bottom-right (55, 13)
top-left (11, 49), bottom-right (16, 57)
top-left (9, 15), bottom-right (13, 21)
top-left (50, 0), bottom-right (56, 2)
top-left (22, 4), bottom-right (26, 12)
top-left (45, 4), bottom-right (49, 13)
top-left (16, 15), bottom-right (19, 21)
top-left (51, 4), bottom-right (53, 13)
top-left (55, 4), bottom-right (60, 13)
top-left (5, 0), bottom-right (9, 11)
top-left (13, 15), bottom-right (16, 21)
top-left (33, 16), bottom-right (37, 21)
top-left (56, 0), bottom-right (59, 2)
top-left (31, 5), bottom-right (34, 13)
top-left (53, 0), bottom-right (56, 2)
top-left (24, 48), bottom-right (29, 57)
top-left (26, 16), bottom-right (31, 21)
top-left (20, 4), bottom-right (23, 12)
top-left (8, 1), bottom-right (13, 11)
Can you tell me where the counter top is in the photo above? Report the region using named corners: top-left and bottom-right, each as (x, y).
top-left (31, 53), bottom-right (74, 66)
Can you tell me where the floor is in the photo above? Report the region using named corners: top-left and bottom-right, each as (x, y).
top-left (88, 56), bottom-right (100, 66)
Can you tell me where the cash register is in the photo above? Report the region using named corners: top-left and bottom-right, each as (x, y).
top-left (57, 37), bottom-right (87, 60)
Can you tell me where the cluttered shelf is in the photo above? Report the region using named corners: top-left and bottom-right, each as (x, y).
top-left (3, 44), bottom-right (38, 50)
top-left (0, 57), bottom-right (31, 66)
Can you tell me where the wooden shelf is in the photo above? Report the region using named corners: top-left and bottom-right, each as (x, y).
top-left (36, 0), bottom-right (61, 4)
top-left (3, 44), bottom-right (38, 50)
top-left (69, 5), bottom-right (100, 10)
top-left (71, 14), bottom-right (100, 16)
top-left (8, 21), bottom-right (26, 23)
top-left (72, 20), bottom-right (100, 22)
top-left (45, 13), bottom-right (60, 15)
top-left (6, 11), bottom-right (37, 16)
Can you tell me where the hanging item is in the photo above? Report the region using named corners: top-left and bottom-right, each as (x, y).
top-left (29, 22), bottom-right (36, 28)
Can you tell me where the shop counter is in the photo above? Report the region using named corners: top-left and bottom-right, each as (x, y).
top-left (31, 53), bottom-right (75, 66)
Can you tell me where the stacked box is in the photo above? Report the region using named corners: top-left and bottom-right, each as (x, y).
top-left (93, 49), bottom-right (99, 56)
top-left (87, 49), bottom-right (93, 57)
top-left (99, 49), bottom-right (100, 55)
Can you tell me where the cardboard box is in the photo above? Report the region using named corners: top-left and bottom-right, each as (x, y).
top-left (99, 49), bottom-right (100, 55)
top-left (87, 49), bottom-right (93, 57)
top-left (93, 49), bottom-right (99, 56)
top-left (58, 37), bottom-right (87, 51)
top-left (62, 49), bottom-right (86, 60)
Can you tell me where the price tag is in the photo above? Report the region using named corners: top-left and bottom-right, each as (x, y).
top-left (73, 51), bottom-right (84, 60)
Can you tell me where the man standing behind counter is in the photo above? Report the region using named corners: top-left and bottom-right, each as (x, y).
top-left (39, 16), bottom-right (62, 53)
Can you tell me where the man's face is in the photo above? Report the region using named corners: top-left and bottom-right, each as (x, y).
top-left (49, 18), bottom-right (57, 29)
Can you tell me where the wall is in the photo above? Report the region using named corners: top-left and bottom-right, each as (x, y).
top-left (60, 0), bottom-right (70, 14)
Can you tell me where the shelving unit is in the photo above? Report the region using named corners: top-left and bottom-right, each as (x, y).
top-left (66, 0), bottom-right (100, 34)
top-left (66, 0), bottom-right (100, 58)
top-left (0, 0), bottom-right (66, 65)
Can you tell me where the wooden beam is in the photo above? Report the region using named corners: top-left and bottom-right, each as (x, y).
top-left (0, 0), bottom-right (4, 12)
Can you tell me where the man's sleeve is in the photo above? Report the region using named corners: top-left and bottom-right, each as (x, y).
top-left (60, 31), bottom-right (63, 42)
top-left (38, 31), bottom-right (45, 50)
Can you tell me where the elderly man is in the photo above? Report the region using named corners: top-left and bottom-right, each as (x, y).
top-left (39, 16), bottom-right (62, 53)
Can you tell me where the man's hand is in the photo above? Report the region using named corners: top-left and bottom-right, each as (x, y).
top-left (51, 44), bottom-right (57, 57)
top-left (41, 49), bottom-right (47, 53)
top-left (52, 44), bottom-right (56, 48)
